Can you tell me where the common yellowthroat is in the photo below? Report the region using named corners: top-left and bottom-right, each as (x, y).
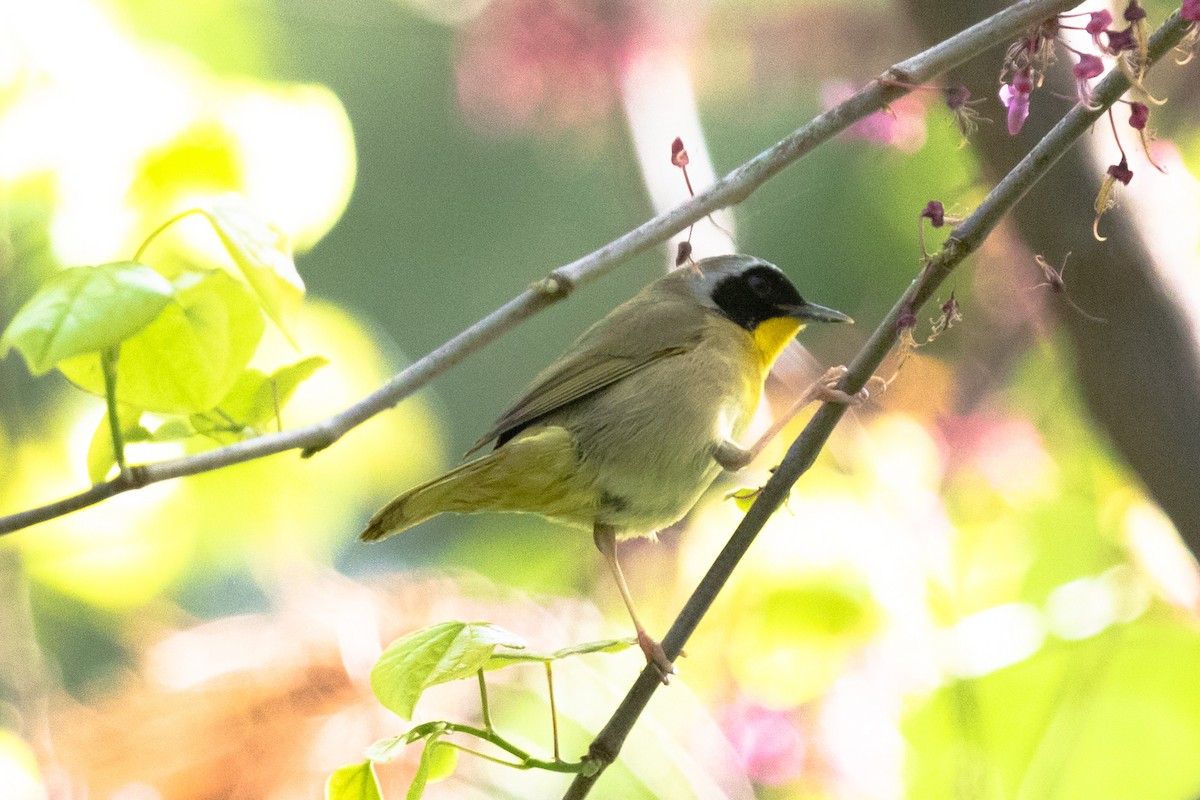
top-left (361, 254), bottom-right (855, 681)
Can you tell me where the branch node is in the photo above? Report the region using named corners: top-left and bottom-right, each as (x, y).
top-left (123, 465), bottom-right (150, 489)
top-left (582, 744), bottom-right (613, 774)
top-left (880, 66), bottom-right (918, 88)
top-left (531, 271), bottom-right (576, 300)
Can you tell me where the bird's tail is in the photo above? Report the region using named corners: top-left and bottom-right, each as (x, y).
top-left (359, 427), bottom-right (584, 542)
top-left (360, 456), bottom-right (495, 541)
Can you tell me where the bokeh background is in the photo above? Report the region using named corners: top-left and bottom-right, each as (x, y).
top-left (2, 0), bottom-right (1200, 798)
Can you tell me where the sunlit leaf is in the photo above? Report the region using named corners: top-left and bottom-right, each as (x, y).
top-left (85, 405), bottom-right (150, 484)
top-left (484, 636), bottom-right (635, 669)
top-left (365, 734), bottom-right (408, 763)
top-left (214, 355), bottom-right (328, 427)
top-left (59, 269), bottom-right (265, 414)
top-left (371, 621), bottom-right (525, 720)
top-left (0, 262), bottom-right (173, 375)
top-left (150, 418), bottom-right (198, 441)
top-left (203, 194), bottom-right (305, 345)
top-left (424, 741), bottom-right (458, 784)
top-left (405, 733), bottom-right (449, 800)
top-left (725, 486), bottom-right (762, 513)
top-left (326, 761), bottom-right (381, 800)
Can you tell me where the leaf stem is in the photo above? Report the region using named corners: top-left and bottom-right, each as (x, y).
top-left (100, 347), bottom-right (125, 472)
top-left (546, 662), bottom-right (561, 763)
top-left (477, 670), bottom-right (493, 733)
top-left (132, 208), bottom-right (207, 263)
top-left (408, 720), bottom-right (588, 774)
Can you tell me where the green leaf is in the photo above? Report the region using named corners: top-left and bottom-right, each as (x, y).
top-left (0, 262), bottom-right (173, 375)
top-left (213, 355), bottom-right (328, 428)
top-left (364, 734), bottom-right (409, 764)
top-left (371, 621), bottom-right (525, 720)
top-left (150, 418), bottom-right (198, 441)
top-left (326, 761), bottom-right (381, 800)
top-left (725, 486), bottom-right (761, 513)
top-left (404, 734), bottom-right (458, 800)
top-left (484, 637), bottom-right (635, 669)
top-left (425, 741), bottom-right (459, 784)
top-left (58, 269), bottom-right (265, 414)
top-left (85, 405), bottom-right (149, 484)
top-left (202, 194), bottom-right (305, 345)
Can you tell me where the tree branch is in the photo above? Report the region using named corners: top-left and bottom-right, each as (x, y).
top-left (563, 9), bottom-right (1196, 798)
top-left (0, 0), bottom-right (1083, 536)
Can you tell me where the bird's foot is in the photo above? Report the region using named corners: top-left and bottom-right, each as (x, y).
top-left (637, 629), bottom-right (676, 685)
top-left (814, 365), bottom-right (870, 406)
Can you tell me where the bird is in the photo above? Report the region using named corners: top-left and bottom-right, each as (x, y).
top-left (360, 254), bottom-right (857, 682)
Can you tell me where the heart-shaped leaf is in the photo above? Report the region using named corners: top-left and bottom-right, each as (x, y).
top-left (0, 262), bottom-right (173, 375)
top-left (59, 269), bottom-right (264, 414)
top-left (214, 355), bottom-right (328, 428)
top-left (371, 622), bottom-right (525, 720)
top-left (326, 761), bottom-right (381, 800)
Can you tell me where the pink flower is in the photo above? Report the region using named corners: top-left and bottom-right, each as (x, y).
top-left (454, 0), bottom-right (654, 136)
top-left (1072, 54), bottom-right (1104, 105)
top-left (722, 700), bottom-right (806, 786)
top-left (999, 67), bottom-right (1034, 135)
top-left (1183, 0), bottom-right (1200, 21)
top-left (1108, 158), bottom-right (1134, 185)
top-left (822, 81), bottom-right (927, 153)
top-left (920, 200), bottom-right (945, 228)
top-left (1105, 27), bottom-right (1135, 53)
top-left (1128, 102), bottom-right (1149, 130)
top-left (1085, 10), bottom-right (1113, 48)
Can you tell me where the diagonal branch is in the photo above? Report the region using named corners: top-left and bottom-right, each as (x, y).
top-left (0, 0), bottom-right (1081, 536)
top-left (563, 9), bottom-right (1196, 798)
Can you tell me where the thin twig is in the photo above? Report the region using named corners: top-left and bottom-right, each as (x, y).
top-left (546, 661), bottom-right (561, 763)
top-left (0, 0), bottom-right (1085, 537)
top-left (562, 9), bottom-right (1195, 798)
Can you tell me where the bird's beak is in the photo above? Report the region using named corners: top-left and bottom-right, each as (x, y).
top-left (783, 301), bottom-right (854, 324)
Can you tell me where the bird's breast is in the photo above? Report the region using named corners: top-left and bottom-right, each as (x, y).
top-left (560, 319), bottom-right (765, 534)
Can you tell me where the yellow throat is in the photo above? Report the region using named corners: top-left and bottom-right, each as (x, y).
top-left (753, 317), bottom-right (804, 369)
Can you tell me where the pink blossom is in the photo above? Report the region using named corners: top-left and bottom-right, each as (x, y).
top-left (454, 0), bottom-right (654, 136)
top-left (920, 200), bottom-right (945, 227)
top-left (1129, 102), bottom-right (1149, 130)
top-left (822, 81), bottom-right (927, 153)
top-left (722, 700), bottom-right (806, 786)
top-left (999, 68), bottom-right (1034, 135)
top-left (1085, 10), bottom-right (1113, 48)
top-left (1072, 54), bottom-right (1104, 105)
top-left (1108, 158), bottom-right (1134, 185)
top-left (1183, 0), bottom-right (1200, 21)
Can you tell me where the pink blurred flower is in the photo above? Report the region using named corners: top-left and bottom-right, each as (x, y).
top-left (722, 699), bottom-right (806, 786)
top-left (999, 67), bottom-right (1034, 135)
top-left (454, 0), bottom-right (659, 135)
top-left (936, 413), bottom-right (1055, 497)
top-left (822, 81), bottom-right (927, 153)
top-left (1185, 0), bottom-right (1200, 22)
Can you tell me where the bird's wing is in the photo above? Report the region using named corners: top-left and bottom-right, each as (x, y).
top-left (467, 294), bottom-right (707, 454)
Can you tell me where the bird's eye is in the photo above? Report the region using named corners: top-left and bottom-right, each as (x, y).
top-left (747, 274), bottom-right (771, 296)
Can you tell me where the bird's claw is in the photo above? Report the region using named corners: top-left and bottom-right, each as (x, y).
top-left (638, 630), bottom-right (676, 685)
top-left (815, 365), bottom-right (870, 407)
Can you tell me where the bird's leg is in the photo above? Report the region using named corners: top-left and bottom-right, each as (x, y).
top-left (713, 366), bottom-right (868, 472)
top-left (593, 523), bottom-right (675, 684)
